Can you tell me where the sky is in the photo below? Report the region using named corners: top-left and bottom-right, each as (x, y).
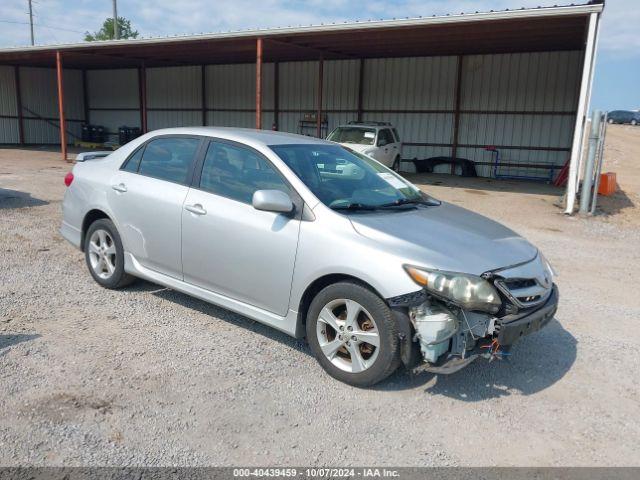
top-left (1, 0), bottom-right (638, 111)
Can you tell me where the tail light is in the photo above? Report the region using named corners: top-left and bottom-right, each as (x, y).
top-left (64, 172), bottom-right (74, 187)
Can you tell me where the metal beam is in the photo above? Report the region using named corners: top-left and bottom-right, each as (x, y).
top-left (317, 57), bottom-right (324, 138)
top-left (82, 69), bottom-right (90, 125)
top-left (357, 59), bottom-right (364, 122)
top-left (256, 38), bottom-right (263, 129)
top-left (565, 12), bottom-right (599, 214)
top-left (201, 65), bottom-right (207, 126)
top-left (273, 62), bottom-right (279, 130)
top-left (55, 51), bottom-right (68, 161)
top-left (451, 54), bottom-right (464, 174)
top-left (138, 64), bottom-right (147, 133)
top-left (14, 66), bottom-right (24, 145)
top-left (265, 37), bottom-right (355, 60)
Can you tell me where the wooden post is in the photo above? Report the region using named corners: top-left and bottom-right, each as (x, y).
top-left (450, 55), bottom-right (464, 174)
top-left (316, 56), bottom-right (324, 138)
top-left (201, 65), bottom-right (207, 126)
top-left (14, 66), bottom-right (24, 145)
top-left (256, 38), bottom-right (263, 130)
top-left (82, 69), bottom-right (90, 125)
top-left (273, 62), bottom-right (279, 130)
top-left (55, 51), bottom-right (68, 161)
top-left (357, 58), bottom-right (364, 122)
top-left (138, 64), bottom-right (147, 133)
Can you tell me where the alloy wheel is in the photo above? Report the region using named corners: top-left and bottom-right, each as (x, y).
top-left (88, 229), bottom-right (117, 279)
top-left (316, 298), bottom-right (380, 373)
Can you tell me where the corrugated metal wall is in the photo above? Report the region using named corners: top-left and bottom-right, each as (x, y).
top-left (458, 51), bottom-right (582, 178)
top-left (0, 66), bottom-right (84, 144)
top-left (87, 68), bottom-right (139, 138)
top-left (3, 51), bottom-right (582, 180)
top-left (0, 66), bottom-right (19, 143)
top-left (20, 67), bottom-right (84, 144)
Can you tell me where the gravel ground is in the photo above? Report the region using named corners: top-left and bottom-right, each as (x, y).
top-left (1, 128), bottom-right (639, 467)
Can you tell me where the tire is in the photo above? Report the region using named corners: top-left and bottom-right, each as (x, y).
top-left (392, 156), bottom-right (401, 172)
top-left (306, 281), bottom-right (401, 387)
top-left (84, 218), bottom-right (135, 289)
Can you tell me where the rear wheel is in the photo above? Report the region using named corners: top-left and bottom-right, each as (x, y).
top-left (84, 218), bottom-right (135, 289)
top-left (306, 281), bottom-right (400, 387)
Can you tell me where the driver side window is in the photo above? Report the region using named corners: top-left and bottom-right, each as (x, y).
top-left (377, 129), bottom-right (394, 147)
top-left (199, 142), bottom-right (290, 204)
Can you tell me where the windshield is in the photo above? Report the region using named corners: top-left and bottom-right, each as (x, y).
top-left (269, 144), bottom-right (428, 210)
top-left (327, 127), bottom-right (376, 145)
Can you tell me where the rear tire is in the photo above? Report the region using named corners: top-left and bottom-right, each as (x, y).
top-left (306, 281), bottom-right (401, 387)
top-left (84, 218), bottom-right (135, 289)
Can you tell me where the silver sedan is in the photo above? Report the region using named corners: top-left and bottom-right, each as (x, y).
top-left (61, 127), bottom-right (558, 386)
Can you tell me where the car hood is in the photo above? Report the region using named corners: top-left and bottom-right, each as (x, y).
top-left (348, 202), bottom-right (538, 275)
top-left (339, 143), bottom-right (375, 154)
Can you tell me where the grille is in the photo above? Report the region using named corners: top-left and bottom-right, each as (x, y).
top-left (495, 277), bottom-right (550, 309)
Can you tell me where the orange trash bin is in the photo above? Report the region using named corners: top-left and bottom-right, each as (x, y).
top-left (598, 172), bottom-right (617, 196)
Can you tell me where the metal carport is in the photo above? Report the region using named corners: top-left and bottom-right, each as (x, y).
top-left (0, 1), bottom-right (604, 213)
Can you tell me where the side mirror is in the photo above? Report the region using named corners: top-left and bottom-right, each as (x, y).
top-left (252, 189), bottom-right (294, 214)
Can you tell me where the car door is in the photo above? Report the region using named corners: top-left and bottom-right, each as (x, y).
top-left (181, 139), bottom-right (301, 316)
top-left (107, 135), bottom-right (203, 279)
top-left (375, 128), bottom-right (397, 167)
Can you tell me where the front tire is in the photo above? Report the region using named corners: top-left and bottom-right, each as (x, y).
top-left (392, 156), bottom-right (401, 172)
top-left (306, 282), bottom-right (401, 387)
top-left (84, 218), bottom-right (135, 289)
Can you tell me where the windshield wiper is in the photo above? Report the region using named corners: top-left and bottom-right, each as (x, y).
top-left (379, 197), bottom-right (441, 208)
top-left (330, 202), bottom-right (378, 211)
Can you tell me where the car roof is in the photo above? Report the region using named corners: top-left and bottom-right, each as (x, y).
top-left (146, 127), bottom-right (334, 147)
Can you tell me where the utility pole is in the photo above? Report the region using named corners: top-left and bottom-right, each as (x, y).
top-left (28, 0), bottom-right (34, 45)
top-left (112, 0), bottom-right (119, 40)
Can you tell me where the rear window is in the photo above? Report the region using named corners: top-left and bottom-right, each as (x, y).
top-left (137, 137), bottom-right (200, 185)
top-left (327, 127), bottom-right (376, 146)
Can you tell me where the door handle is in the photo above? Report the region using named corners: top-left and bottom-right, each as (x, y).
top-left (393, 145), bottom-right (398, 149)
top-left (185, 204), bottom-right (207, 215)
top-left (111, 183), bottom-right (127, 193)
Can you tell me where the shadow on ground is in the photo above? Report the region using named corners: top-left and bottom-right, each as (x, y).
top-left (0, 188), bottom-right (48, 209)
top-left (0, 334), bottom-right (40, 356)
top-left (596, 186), bottom-right (635, 217)
top-left (405, 172), bottom-right (562, 196)
top-left (147, 282), bottom-right (309, 352)
top-left (139, 280), bottom-right (575, 400)
top-left (378, 319), bottom-right (576, 400)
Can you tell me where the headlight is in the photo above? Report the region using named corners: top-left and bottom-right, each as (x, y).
top-left (404, 265), bottom-right (502, 313)
top-left (539, 252), bottom-right (557, 279)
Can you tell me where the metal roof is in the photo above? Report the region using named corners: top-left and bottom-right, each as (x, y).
top-left (0, 1), bottom-right (604, 68)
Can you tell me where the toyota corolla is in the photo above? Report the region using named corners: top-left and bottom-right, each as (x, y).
top-left (61, 127), bottom-right (558, 387)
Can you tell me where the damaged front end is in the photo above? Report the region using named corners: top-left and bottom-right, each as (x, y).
top-left (389, 255), bottom-right (559, 374)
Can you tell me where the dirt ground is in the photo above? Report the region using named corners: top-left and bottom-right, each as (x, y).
top-left (1, 125), bottom-right (639, 466)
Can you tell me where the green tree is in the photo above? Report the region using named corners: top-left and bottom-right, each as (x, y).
top-left (84, 17), bottom-right (139, 41)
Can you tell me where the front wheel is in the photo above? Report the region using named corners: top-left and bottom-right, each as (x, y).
top-left (84, 218), bottom-right (135, 289)
top-left (306, 282), bottom-right (401, 387)
top-left (392, 156), bottom-right (401, 172)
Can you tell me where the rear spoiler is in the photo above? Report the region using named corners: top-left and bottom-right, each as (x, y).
top-left (75, 151), bottom-right (113, 162)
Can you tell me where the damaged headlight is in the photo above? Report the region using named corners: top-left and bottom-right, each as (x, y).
top-left (404, 265), bottom-right (502, 313)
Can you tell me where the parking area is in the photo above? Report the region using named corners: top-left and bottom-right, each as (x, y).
top-left (1, 125), bottom-right (639, 466)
